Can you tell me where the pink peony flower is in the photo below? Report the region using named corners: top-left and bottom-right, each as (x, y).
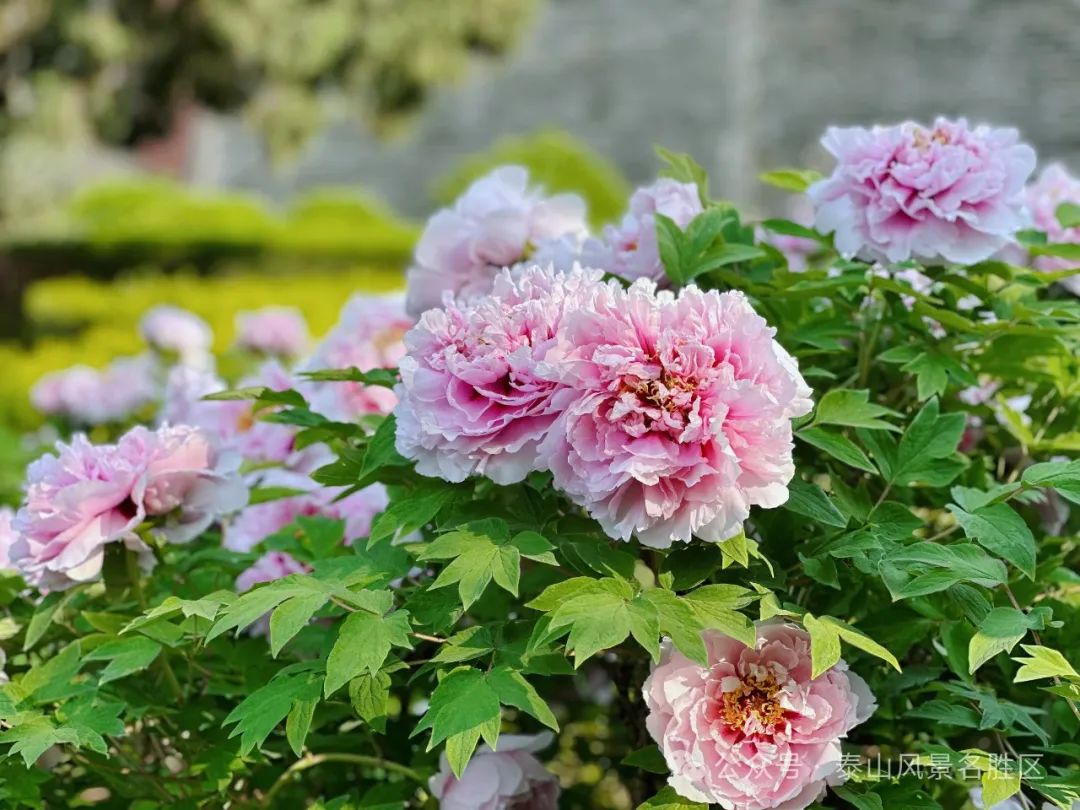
top-left (537, 280), bottom-right (812, 547)
top-left (9, 425), bottom-right (245, 590)
top-left (0, 506), bottom-right (15, 570)
top-left (405, 166), bottom-right (587, 317)
top-left (235, 550), bottom-right (311, 635)
top-left (395, 264), bottom-right (613, 485)
top-left (1023, 164), bottom-right (1080, 294)
top-left (643, 623), bottom-right (876, 810)
top-left (139, 305), bottom-right (214, 363)
top-left (809, 118), bottom-right (1036, 265)
top-left (31, 355), bottom-right (159, 426)
top-left (582, 178), bottom-right (703, 282)
top-left (235, 307), bottom-right (310, 357)
top-left (429, 732), bottom-right (560, 810)
top-left (302, 294), bottom-right (412, 422)
top-left (223, 472), bottom-right (389, 553)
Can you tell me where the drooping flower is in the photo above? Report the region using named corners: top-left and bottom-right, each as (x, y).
top-left (1023, 163), bottom-right (1080, 294)
top-left (429, 732), bottom-right (561, 810)
top-left (9, 425), bottom-right (245, 589)
top-left (581, 178), bottom-right (703, 282)
top-left (235, 306), bottom-right (310, 357)
top-left (235, 550), bottom-right (311, 635)
top-left (395, 264), bottom-right (613, 485)
top-left (643, 623), bottom-right (876, 810)
top-left (809, 118), bottom-right (1036, 265)
top-left (537, 280), bottom-right (812, 547)
top-left (405, 166), bottom-right (587, 317)
top-left (223, 470), bottom-right (389, 552)
top-left (302, 294), bottom-right (412, 421)
top-left (30, 355), bottom-right (159, 426)
top-left (139, 305), bottom-right (214, 364)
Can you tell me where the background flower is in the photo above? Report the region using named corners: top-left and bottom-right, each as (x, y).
top-left (234, 306), bottom-right (310, 357)
top-left (810, 118), bottom-right (1036, 265)
top-left (405, 166), bottom-right (587, 317)
top-left (643, 623), bottom-right (876, 810)
top-left (581, 178), bottom-right (703, 282)
top-left (537, 280), bottom-right (812, 547)
top-left (1023, 163), bottom-right (1080, 294)
top-left (429, 732), bottom-right (560, 810)
top-left (139, 305), bottom-right (214, 365)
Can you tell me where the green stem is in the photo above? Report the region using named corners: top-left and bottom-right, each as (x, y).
top-left (261, 753), bottom-right (425, 807)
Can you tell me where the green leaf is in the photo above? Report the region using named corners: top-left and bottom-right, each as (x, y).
top-left (948, 503), bottom-right (1037, 579)
top-left (412, 667), bottom-right (500, 753)
top-left (223, 664), bottom-right (324, 755)
top-left (802, 614), bottom-right (842, 678)
top-left (349, 671), bottom-right (392, 733)
top-left (530, 578), bottom-right (635, 666)
top-left (892, 397), bottom-right (966, 486)
top-left (23, 591), bottom-right (76, 651)
top-left (431, 626), bottom-right (495, 665)
top-left (819, 615), bottom-right (901, 672)
top-left (325, 610), bottom-right (412, 696)
top-left (813, 389), bottom-right (901, 431)
top-left (783, 478), bottom-right (849, 528)
top-left (832, 785), bottom-right (885, 810)
top-left (1012, 645), bottom-right (1080, 683)
top-left (682, 586), bottom-right (757, 648)
top-left (655, 146), bottom-right (710, 201)
top-left (301, 366), bottom-right (397, 388)
top-left (642, 589), bottom-right (708, 665)
top-left (368, 478), bottom-right (462, 545)
top-left (969, 607), bottom-right (1048, 674)
top-left (285, 697), bottom-right (317, 757)
top-left (269, 592), bottom-right (330, 657)
top-left (881, 543), bottom-right (1007, 600)
top-left (1022, 458), bottom-right (1080, 505)
top-left (621, 745), bottom-right (669, 774)
top-left (627, 598), bottom-right (661, 661)
top-left (486, 667), bottom-right (558, 731)
top-left (0, 717), bottom-right (81, 766)
top-left (84, 637), bottom-right (163, 684)
top-left (1056, 201), bottom-right (1080, 228)
top-left (637, 785), bottom-right (708, 809)
top-left (421, 520), bottom-right (526, 609)
top-left (758, 168), bottom-right (822, 193)
top-left (797, 427), bottom-right (876, 473)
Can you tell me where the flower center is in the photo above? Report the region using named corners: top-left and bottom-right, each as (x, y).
top-left (720, 671), bottom-right (784, 733)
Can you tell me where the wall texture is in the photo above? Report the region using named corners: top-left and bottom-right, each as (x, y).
top-left (208, 0), bottom-right (1080, 218)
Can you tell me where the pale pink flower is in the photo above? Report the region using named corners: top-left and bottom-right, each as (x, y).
top-left (405, 167), bottom-right (587, 317)
top-left (537, 280), bottom-right (812, 547)
top-left (810, 118), bottom-right (1036, 265)
top-left (161, 362), bottom-right (319, 471)
top-left (0, 506), bottom-right (15, 570)
top-left (759, 198), bottom-right (819, 273)
top-left (31, 355), bottom-right (158, 426)
top-left (395, 265), bottom-right (613, 485)
top-left (235, 307), bottom-right (310, 357)
top-left (118, 424), bottom-right (248, 543)
top-left (303, 294), bottom-right (413, 422)
top-left (643, 623), bottom-right (876, 810)
top-left (429, 732), bottom-right (560, 810)
top-left (139, 305), bottom-right (214, 363)
top-left (1023, 164), bottom-right (1080, 294)
top-left (581, 178), bottom-right (703, 282)
top-left (224, 473), bottom-right (389, 553)
top-left (9, 425), bottom-right (245, 590)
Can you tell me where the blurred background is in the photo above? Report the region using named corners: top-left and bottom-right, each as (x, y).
top-left (2, 0), bottom-right (1080, 468)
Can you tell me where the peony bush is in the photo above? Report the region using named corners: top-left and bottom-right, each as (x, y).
top-left (1, 118), bottom-right (1080, 809)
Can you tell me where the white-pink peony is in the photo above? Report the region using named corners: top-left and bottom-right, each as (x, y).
top-left (429, 732), bottom-right (560, 810)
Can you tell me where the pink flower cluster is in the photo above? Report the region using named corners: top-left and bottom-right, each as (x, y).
top-left (405, 167), bottom-right (587, 317)
top-left (395, 264), bottom-right (812, 547)
top-left (234, 307), bottom-right (310, 357)
top-left (581, 178), bottom-right (703, 282)
top-left (8, 425), bottom-right (247, 590)
top-left (31, 355), bottom-right (159, 426)
top-left (429, 732), bottom-right (560, 810)
top-left (139, 305), bottom-right (214, 364)
top-left (301, 294), bottom-right (412, 421)
top-left (810, 118), bottom-right (1036, 265)
top-left (1024, 164), bottom-right (1080, 294)
top-left (643, 623), bottom-right (876, 810)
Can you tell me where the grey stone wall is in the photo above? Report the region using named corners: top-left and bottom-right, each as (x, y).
top-left (209, 0), bottom-right (1080, 219)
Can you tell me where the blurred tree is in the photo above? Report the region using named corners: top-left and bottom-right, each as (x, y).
top-left (0, 0), bottom-right (539, 161)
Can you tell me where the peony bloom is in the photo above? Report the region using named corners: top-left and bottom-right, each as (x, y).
top-left (0, 506), bottom-right (15, 570)
top-left (302, 294), bottom-right (412, 422)
top-left (809, 118), bottom-right (1036, 265)
top-left (31, 355), bottom-right (159, 426)
top-left (235, 307), bottom-right (310, 357)
top-left (537, 280), bottom-right (812, 547)
top-left (429, 732), bottom-right (560, 810)
top-left (1023, 164), bottom-right (1080, 294)
top-left (643, 623), bottom-right (876, 810)
top-left (224, 472), bottom-right (389, 552)
top-left (582, 178), bottom-right (703, 282)
top-left (405, 166), bottom-right (587, 317)
top-left (139, 305), bottom-right (214, 364)
top-left (9, 425), bottom-right (245, 590)
top-left (395, 264), bottom-right (612, 485)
